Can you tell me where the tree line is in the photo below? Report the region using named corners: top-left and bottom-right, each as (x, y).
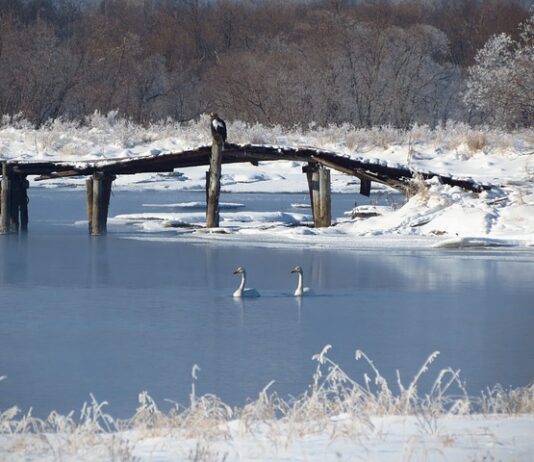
top-left (0, 0), bottom-right (531, 128)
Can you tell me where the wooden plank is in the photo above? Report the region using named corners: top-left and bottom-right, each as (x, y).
top-left (313, 155), bottom-right (409, 192)
top-left (35, 170), bottom-right (91, 181)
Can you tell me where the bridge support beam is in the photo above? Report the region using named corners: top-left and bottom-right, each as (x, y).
top-left (0, 163), bottom-right (28, 234)
top-left (86, 172), bottom-right (115, 236)
top-left (360, 178), bottom-right (372, 197)
top-left (206, 138), bottom-right (223, 228)
top-left (304, 163), bottom-right (331, 228)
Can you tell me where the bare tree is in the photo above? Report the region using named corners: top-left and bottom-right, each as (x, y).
top-left (0, 0), bottom-right (530, 127)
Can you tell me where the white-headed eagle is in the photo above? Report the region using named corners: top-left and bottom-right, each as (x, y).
top-left (209, 112), bottom-right (227, 145)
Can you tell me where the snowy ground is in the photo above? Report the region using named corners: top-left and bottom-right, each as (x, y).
top-left (1, 414), bottom-right (533, 461)
top-left (4, 113), bottom-right (529, 248)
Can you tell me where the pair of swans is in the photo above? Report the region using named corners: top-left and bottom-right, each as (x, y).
top-left (233, 266), bottom-right (313, 298)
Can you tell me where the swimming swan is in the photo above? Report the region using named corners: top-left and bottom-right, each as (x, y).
top-left (291, 266), bottom-right (314, 296)
top-left (233, 267), bottom-right (260, 298)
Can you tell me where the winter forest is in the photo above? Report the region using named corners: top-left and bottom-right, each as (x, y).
top-left (0, 0), bottom-right (532, 129)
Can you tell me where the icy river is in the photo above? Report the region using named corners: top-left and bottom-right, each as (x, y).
top-left (0, 189), bottom-right (533, 418)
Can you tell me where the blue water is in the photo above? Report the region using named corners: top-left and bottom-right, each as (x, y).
top-left (0, 189), bottom-right (533, 418)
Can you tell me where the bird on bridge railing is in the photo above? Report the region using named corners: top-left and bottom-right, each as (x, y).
top-left (209, 112), bottom-right (227, 147)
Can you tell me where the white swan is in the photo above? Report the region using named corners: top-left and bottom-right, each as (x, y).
top-left (233, 267), bottom-right (260, 298)
top-left (291, 266), bottom-right (314, 296)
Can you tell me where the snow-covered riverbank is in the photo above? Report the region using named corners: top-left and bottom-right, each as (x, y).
top-left (2, 414), bottom-right (532, 462)
top-left (108, 179), bottom-right (534, 249)
top-left (2, 115), bottom-right (531, 248)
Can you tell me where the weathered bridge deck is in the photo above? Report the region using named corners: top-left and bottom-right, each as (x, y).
top-left (1, 142), bottom-right (492, 235)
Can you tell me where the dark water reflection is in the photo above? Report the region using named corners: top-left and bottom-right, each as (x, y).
top-left (0, 190), bottom-right (533, 418)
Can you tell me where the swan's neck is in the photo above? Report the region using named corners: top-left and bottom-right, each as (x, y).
top-left (233, 272), bottom-right (247, 297)
top-left (238, 272), bottom-right (246, 292)
top-left (295, 272), bottom-right (303, 296)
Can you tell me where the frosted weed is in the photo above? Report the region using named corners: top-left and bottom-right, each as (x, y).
top-left (466, 132), bottom-right (487, 152)
top-left (107, 435), bottom-right (138, 462)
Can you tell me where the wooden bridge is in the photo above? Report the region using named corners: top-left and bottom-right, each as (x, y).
top-left (0, 140), bottom-right (491, 235)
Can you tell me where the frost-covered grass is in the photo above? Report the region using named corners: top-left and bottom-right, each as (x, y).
top-left (1, 347), bottom-right (533, 461)
top-left (1, 112), bottom-right (532, 192)
top-left (1, 112), bottom-right (532, 160)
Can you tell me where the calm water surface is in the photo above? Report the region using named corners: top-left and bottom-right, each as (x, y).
top-left (0, 189), bottom-right (533, 418)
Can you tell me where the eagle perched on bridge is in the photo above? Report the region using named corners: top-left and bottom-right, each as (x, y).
top-left (209, 112), bottom-right (227, 145)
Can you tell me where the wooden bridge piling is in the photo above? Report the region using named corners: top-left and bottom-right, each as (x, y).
top-left (91, 172), bottom-right (102, 235)
top-left (360, 178), bottom-right (372, 197)
top-left (304, 163), bottom-right (332, 228)
top-left (18, 176), bottom-right (29, 233)
top-left (1, 163), bottom-right (30, 234)
top-left (101, 174), bottom-right (114, 233)
top-left (0, 162), bottom-right (11, 234)
top-left (85, 178), bottom-right (93, 233)
top-left (318, 166), bottom-right (332, 227)
top-left (206, 138), bottom-right (223, 228)
top-left (86, 172), bottom-right (115, 236)
top-left (10, 175), bottom-right (20, 232)
top-left (205, 171), bottom-right (210, 206)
